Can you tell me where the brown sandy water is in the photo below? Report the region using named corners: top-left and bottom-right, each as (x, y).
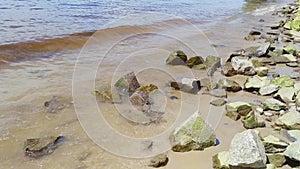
top-left (0, 3), bottom-right (296, 169)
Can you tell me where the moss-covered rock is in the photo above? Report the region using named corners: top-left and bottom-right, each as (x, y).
top-left (242, 111), bottom-right (266, 129)
top-left (271, 76), bottom-right (294, 87)
top-left (275, 111), bottom-right (300, 130)
top-left (226, 102), bottom-right (252, 116)
top-left (267, 153), bottom-right (286, 167)
top-left (166, 50), bottom-right (187, 65)
top-left (212, 151), bottom-right (230, 169)
top-left (186, 56), bottom-right (204, 68)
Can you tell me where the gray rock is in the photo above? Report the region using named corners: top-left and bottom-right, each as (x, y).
top-left (166, 50), bottom-right (187, 65)
top-left (114, 72), bottom-right (140, 96)
top-left (149, 153), bottom-right (168, 168)
top-left (244, 75), bottom-right (271, 90)
top-left (286, 130), bottom-right (300, 141)
top-left (264, 98), bottom-right (287, 111)
top-left (284, 141), bottom-right (300, 162)
top-left (259, 84), bottom-right (280, 96)
top-left (231, 57), bottom-right (256, 75)
top-left (228, 130), bottom-right (267, 168)
top-left (24, 136), bottom-right (65, 158)
top-left (275, 111), bottom-right (300, 130)
top-left (170, 112), bottom-right (216, 152)
top-left (208, 88), bottom-right (227, 98)
top-left (218, 79), bottom-right (242, 92)
top-left (286, 62), bottom-right (298, 67)
top-left (251, 42), bottom-right (271, 57)
top-left (212, 151), bottom-right (230, 169)
top-left (210, 99), bottom-right (227, 106)
top-left (274, 87), bottom-right (295, 103)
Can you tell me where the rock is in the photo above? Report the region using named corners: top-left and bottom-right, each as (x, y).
top-left (285, 130), bottom-right (300, 141)
top-left (204, 55), bottom-right (221, 68)
top-left (249, 30), bottom-right (262, 36)
top-left (263, 135), bottom-right (289, 153)
top-left (252, 59), bottom-right (264, 68)
top-left (207, 88), bottom-right (227, 98)
top-left (255, 67), bottom-right (269, 77)
top-left (192, 64), bottom-right (207, 70)
top-left (166, 50), bottom-right (187, 65)
top-left (295, 93), bottom-right (300, 110)
top-left (148, 153), bottom-right (168, 168)
top-left (274, 87), bottom-right (295, 103)
top-left (231, 57), bottom-right (256, 75)
top-left (218, 79), bottom-right (242, 92)
top-left (284, 141), bottom-right (300, 162)
top-left (283, 45), bottom-right (296, 55)
top-left (24, 136), bottom-right (65, 158)
top-left (286, 62), bottom-right (298, 67)
top-left (114, 72), bottom-right (140, 95)
top-left (170, 78), bottom-right (201, 94)
top-left (266, 164), bottom-right (277, 169)
top-left (282, 54), bottom-right (297, 62)
top-left (93, 84), bottom-right (113, 102)
top-left (186, 56), bottom-right (204, 68)
top-left (130, 91), bottom-right (149, 106)
top-left (44, 96), bottom-right (72, 113)
top-left (136, 84), bottom-right (158, 95)
top-left (212, 151), bottom-right (230, 169)
top-left (264, 98), bottom-right (287, 111)
top-left (275, 111), bottom-right (300, 130)
top-left (170, 112), bottom-right (216, 152)
top-left (267, 153), bottom-right (286, 167)
top-left (228, 130), bottom-right (267, 168)
top-left (259, 84), bottom-right (280, 96)
top-left (210, 99), bottom-right (227, 106)
top-left (251, 42), bottom-right (271, 57)
top-left (226, 102), bottom-right (252, 116)
top-left (271, 76), bottom-right (294, 87)
top-left (200, 78), bottom-right (217, 91)
top-left (244, 75), bottom-right (271, 90)
top-left (242, 111), bottom-right (266, 129)
top-left (245, 34), bottom-right (256, 41)
top-left (222, 62), bottom-right (237, 76)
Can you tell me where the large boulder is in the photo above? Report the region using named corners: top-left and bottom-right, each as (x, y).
top-left (169, 112), bottom-right (216, 152)
top-left (275, 111), bottom-right (300, 130)
top-left (231, 57), bottom-right (256, 75)
top-left (114, 72), bottom-right (140, 95)
top-left (228, 130), bottom-right (267, 168)
top-left (212, 151), bottom-right (230, 169)
top-left (166, 50), bottom-right (187, 65)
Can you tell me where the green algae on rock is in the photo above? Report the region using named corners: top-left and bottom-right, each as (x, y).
top-left (267, 153), bottom-right (286, 167)
top-left (226, 101), bottom-right (252, 116)
top-left (212, 151), bottom-right (230, 169)
top-left (275, 111), bottom-right (300, 130)
top-left (166, 50), bottom-right (187, 65)
top-left (186, 56), bottom-right (204, 68)
top-left (263, 98), bottom-right (287, 111)
top-left (170, 112), bottom-right (216, 152)
top-left (271, 76), bottom-right (294, 87)
top-left (210, 98), bottom-right (227, 107)
top-left (263, 135), bottom-right (289, 153)
top-left (136, 84), bottom-right (158, 95)
top-left (242, 111), bottom-right (266, 129)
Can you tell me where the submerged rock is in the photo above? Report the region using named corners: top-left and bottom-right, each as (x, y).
top-left (231, 57), bottom-right (256, 75)
top-left (271, 76), bottom-right (294, 87)
top-left (263, 135), bottom-right (289, 153)
top-left (24, 136), bottom-right (65, 158)
top-left (284, 141), bottom-right (300, 162)
top-left (226, 102), bottom-right (252, 116)
top-left (228, 130), bottom-right (267, 168)
top-left (166, 50), bottom-right (187, 65)
top-left (267, 153), bottom-right (286, 167)
top-left (170, 112), bottom-right (216, 152)
top-left (264, 98), bottom-right (286, 111)
top-left (114, 72), bottom-right (140, 95)
top-left (242, 111), bottom-right (266, 129)
top-left (218, 79), bottom-right (242, 92)
top-left (186, 56), bottom-right (204, 68)
top-left (212, 151), bottom-right (230, 169)
top-left (275, 111), bottom-right (300, 130)
top-left (210, 99), bottom-right (227, 107)
top-left (259, 84), bottom-right (280, 96)
top-left (149, 153), bottom-right (168, 168)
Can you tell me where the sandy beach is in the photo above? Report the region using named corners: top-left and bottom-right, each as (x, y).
top-left (1, 1), bottom-right (300, 169)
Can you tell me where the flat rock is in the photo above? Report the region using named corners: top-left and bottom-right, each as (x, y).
top-left (264, 98), bottom-right (287, 111)
top-left (166, 50), bottom-right (187, 65)
top-left (244, 75), bottom-right (271, 90)
top-left (275, 111), bottom-right (300, 130)
top-left (24, 136), bottom-right (65, 158)
top-left (212, 151), bottom-right (230, 169)
top-left (228, 130), bottom-right (267, 168)
top-left (263, 135), bottom-right (289, 153)
top-left (284, 141), bottom-right (300, 162)
top-left (210, 99), bottom-right (227, 106)
top-left (259, 84), bottom-right (280, 96)
top-left (274, 87), bottom-right (295, 103)
top-left (271, 76), bottom-right (294, 87)
top-left (208, 88), bottom-right (227, 98)
top-left (170, 112), bottom-right (216, 152)
top-left (251, 42), bottom-right (271, 57)
top-left (267, 153), bottom-right (286, 167)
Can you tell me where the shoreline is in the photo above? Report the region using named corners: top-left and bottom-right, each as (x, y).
top-left (1, 1), bottom-right (300, 169)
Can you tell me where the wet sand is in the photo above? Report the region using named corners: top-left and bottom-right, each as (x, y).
top-left (0, 2), bottom-right (296, 169)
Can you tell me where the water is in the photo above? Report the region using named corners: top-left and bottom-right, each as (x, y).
top-left (0, 0), bottom-right (246, 45)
